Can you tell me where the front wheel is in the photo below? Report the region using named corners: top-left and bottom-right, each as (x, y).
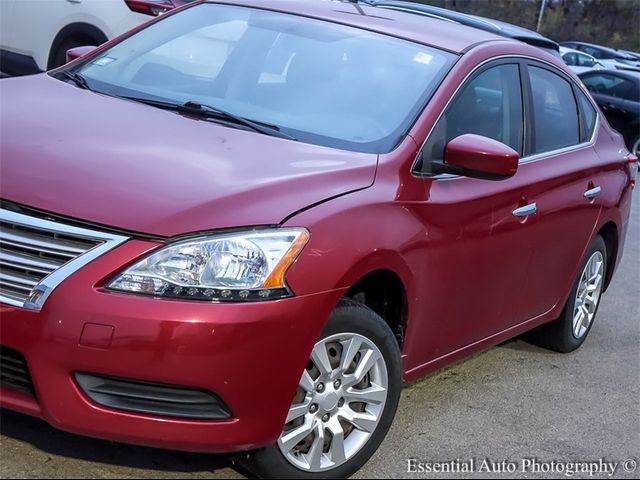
top-left (236, 299), bottom-right (402, 478)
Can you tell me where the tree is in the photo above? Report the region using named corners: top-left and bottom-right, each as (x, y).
top-left (413, 0), bottom-right (639, 51)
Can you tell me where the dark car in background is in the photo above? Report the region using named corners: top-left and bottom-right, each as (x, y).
top-left (373, 1), bottom-right (561, 57)
top-left (580, 70), bottom-right (640, 156)
top-left (619, 49), bottom-right (640, 62)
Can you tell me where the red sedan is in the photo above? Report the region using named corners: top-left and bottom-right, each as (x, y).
top-left (0, 0), bottom-right (636, 478)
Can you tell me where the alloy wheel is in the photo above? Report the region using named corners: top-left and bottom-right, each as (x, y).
top-left (277, 332), bottom-right (388, 472)
top-left (572, 250), bottom-right (604, 339)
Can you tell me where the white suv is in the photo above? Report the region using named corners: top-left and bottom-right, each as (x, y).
top-left (0, 0), bottom-right (192, 76)
top-left (559, 46), bottom-right (605, 74)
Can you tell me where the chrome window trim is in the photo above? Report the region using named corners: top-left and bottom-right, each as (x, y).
top-left (412, 54), bottom-right (600, 180)
top-left (0, 208), bottom-right (129, 310)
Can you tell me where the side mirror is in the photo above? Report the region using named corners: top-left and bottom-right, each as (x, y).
top-left (65, 46), bottom-right (97, 64)
top-left (438, 134), bottom-right (519, 180)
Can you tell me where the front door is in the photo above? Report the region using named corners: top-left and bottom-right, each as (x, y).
top-left (408, 60), bottom-right (537, 361)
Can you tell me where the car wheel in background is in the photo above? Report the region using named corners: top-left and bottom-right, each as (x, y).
top-left (50, 38), bottom-right (97, 69)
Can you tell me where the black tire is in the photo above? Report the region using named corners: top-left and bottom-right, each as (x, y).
top-left (630, 135), bottom-right (640, 157)
top-left (234, 298), bottom-right (402, 479)
top-left (524, 235), bottom-right (607, 353)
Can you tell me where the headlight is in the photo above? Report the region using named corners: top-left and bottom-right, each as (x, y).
top-left (107, 228), bottom-right (309, 301)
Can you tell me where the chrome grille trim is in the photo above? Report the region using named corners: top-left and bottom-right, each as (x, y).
top-left (0, 228), bottom-right (90, 257)
top-left (0, 208), bottom-right (129, 310)
top-left (0, 248), bottom-right (65, 273)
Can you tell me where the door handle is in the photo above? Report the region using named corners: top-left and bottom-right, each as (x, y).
top-left (512, 203), bottom-right (537, 218)
top-left (584, 186), bottom-right (602, 199)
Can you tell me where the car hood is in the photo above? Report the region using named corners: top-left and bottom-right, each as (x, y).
top-left (0, 75), bottom-right (377, 237)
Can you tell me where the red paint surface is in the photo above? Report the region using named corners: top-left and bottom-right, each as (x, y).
top-left (445, 133), bottom-right (519, 177)
top-left (79, 323), bottom-right (115, 350)
top-left (0, 1), bottom-right (634, 453)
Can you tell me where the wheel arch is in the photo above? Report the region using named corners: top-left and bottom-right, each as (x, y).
top-left (332, 252), bottom-right (414, 353)
top-left (47, 22), bottom-right (108, 70)
top-left (597, 220), bottom-right (619, 292)
top-left (344, 269), bottom-right (408, 349)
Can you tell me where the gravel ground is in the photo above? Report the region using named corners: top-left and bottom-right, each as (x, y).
top-left (1, 193), bottom-right (638, 479)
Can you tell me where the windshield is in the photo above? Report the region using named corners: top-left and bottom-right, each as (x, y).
top-left (68, 3), bottom-right (455, 153)
top-left (617, 56), bottom-right (640, 66)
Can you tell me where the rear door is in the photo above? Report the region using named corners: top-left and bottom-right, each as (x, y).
top-left (514, 62), bottom-right (603, 320)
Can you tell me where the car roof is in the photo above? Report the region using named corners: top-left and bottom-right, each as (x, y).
top-left (205, 0), bottom-right (511, 54)
top-left (562, 41), bottom-right (603, 49)
top-left (559, 46), bottom-right (596, 58)
top-left (560, 46), bottom-right (582, 55)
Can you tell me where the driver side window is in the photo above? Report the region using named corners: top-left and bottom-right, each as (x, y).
top-left (563, 52), bottom-right (578, 66)
top-left (417, 63), bottom-right (523, 174)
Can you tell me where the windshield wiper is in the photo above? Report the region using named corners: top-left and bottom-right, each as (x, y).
top-left (120, 96), bottom-right (295, 141)
top-left (62, 71), bottom-right (90, 90)
top-left (181, 101), bottom-right (296, 141)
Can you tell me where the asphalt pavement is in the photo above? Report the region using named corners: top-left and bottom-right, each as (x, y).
top-left (1, 192), bottom-right (638, 479)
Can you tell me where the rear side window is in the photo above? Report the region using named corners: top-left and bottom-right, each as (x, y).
top-left (528, 66), bottom-right (579, 154)
top-left (576, 89), bottom-right (597, 142)
top-left (418, 63), bottom-right (523, 173)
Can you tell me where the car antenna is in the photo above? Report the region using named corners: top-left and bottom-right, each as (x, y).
top-left (343, 0), bottom-right (367, 15)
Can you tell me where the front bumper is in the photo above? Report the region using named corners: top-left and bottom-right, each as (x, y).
top-left (0, 239), bottom-right (344, 452)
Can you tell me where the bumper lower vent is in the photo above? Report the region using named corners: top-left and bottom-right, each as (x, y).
top-left (74, 373), bottom-right (232, 420)
top-left (0, 346), bottom-right (34, 394)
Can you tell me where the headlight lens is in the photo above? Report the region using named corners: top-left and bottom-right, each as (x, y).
top-left (107, 228), bottom-right (309, 301)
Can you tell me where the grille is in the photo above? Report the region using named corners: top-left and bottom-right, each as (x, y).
top-left (0, 208), bottom-right (128, 309)
top-left (0, 221), bottom-right (102, 304)
top-left (0, 346), bottom-right (34, 394)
